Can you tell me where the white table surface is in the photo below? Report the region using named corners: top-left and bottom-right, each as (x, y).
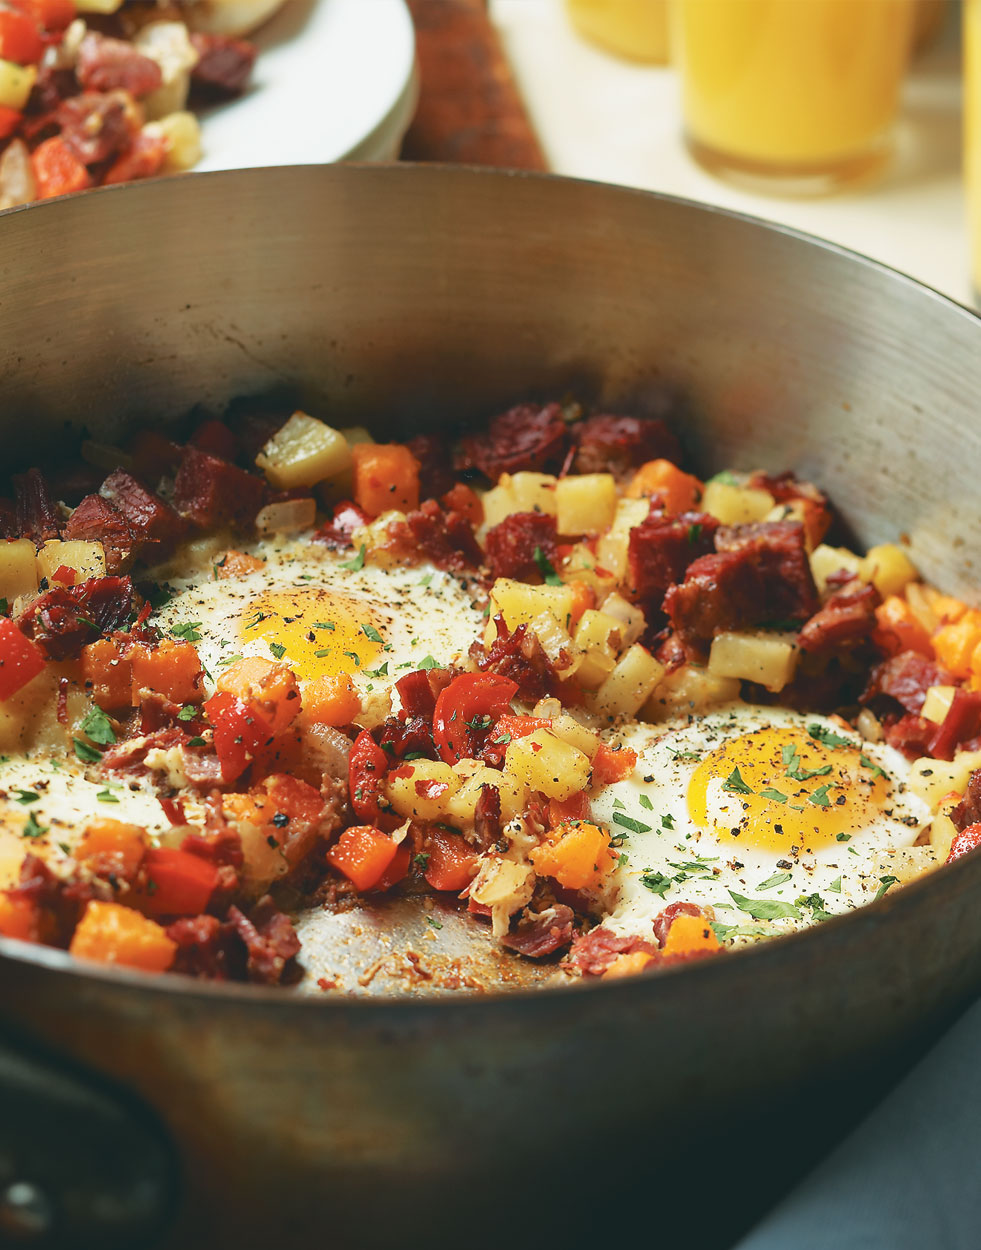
top-left (490, 0), bottom-right (972, 308)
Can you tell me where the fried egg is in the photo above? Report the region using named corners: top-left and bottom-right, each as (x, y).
top-left (154, 535), bottom-right (485, 704)
top-left (589, 705), bottom-right (934, 943)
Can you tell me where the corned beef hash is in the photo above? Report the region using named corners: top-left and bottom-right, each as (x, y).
top-left (1, 401), bottom-right (979, 989)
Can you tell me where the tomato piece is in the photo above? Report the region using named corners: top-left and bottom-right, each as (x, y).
top-left (0, 105), bottom-right (21, 140)
top-left (591, 742), bottom-right (638, 785)
top-left (348, 729), bottom-right (390, 824)
top-left (0, 617), bottom-right (46, 700)
top-left (424, 828), bottom-right (478, 892)
top-left (205, 690), bottom-right (275, 782)
top-left (0, 11), bottom-right (43, 64)
top-left (432, 673), bottom-right (519, 764)
top-left (547, 791), bottom-right (591, 827)
top-left (947, 822), bottom-right (981, 864)
top-left (138, 848), bottom-right (220, 917)
top-left (327, 825), bottom-right (399, 891)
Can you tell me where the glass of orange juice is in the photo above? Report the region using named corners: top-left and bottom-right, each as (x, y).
top-left (673, 0), bottom-right (917, 194)
top-left (565, 0), bottom-right (670, 63)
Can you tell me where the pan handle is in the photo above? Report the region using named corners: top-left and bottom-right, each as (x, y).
top-left (0, 1025), bottom-right (177, 1248)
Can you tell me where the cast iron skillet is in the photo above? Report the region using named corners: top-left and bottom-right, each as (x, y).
top-left (0, 165), bottom-right (980, 1250)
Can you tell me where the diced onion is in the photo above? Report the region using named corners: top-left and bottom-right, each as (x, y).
top-left (255, 498), bottom-right (316, 535)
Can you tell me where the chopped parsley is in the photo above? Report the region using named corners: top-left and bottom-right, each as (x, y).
top-left (836, 833), bottom-right (851, 842)
top-left (170, 621), bottom-right (203, 642)
top-left (808, 784), bottom-right (833, 808)
top-left (874, 875), bottom-right (899, 901)
top-left (638, 794), bottom-right (654, 811)
top-left (755, 871), bottom-right (792, 892)
top-left (711, 922), bottom-right (771, 941)
top-left (798, 893), bottom-right (834, 922)
top-left (73, 738), bottom-right (101, 763)
top-left (413, 852), bottom-right (430, 869)
top-left (722, 766), bottom-right (753, 796)
top-left (340, 544), bottom-right (366, 572)
top-left (807, 723), bottom-right (853, 750)
top-left (313, 621), bottom-right (336, 632)
top-left (640, 870), bottom-right (673, 897)
top-left (418, 655), bottom-right (441, 671)
top-left (828, 877), bottom-right (842, 893)
top-left (533, 546), bottom-right (563, 586)
top-left (425, 914), bottom-right (443, 931)
top-left (728, 890), bottom-right (801, 921)
top-left (365, 663), bottom-right (389, 678)
top-left (268, 641), bottom-right (287, 660)
top-left (687, 522), bottom-right (703, 544)
top-left (22, 812), bottom-right (47, 839)
top-left (80, 707), bottom-right (116, 746)
top-left (860, 754), bottom-right (887, 780)
top-left (177, 705), bottom-right (198, 722)
top-left (360, 623), bottom-right (384, 644)
top-left (708, 470), bottom-right (739, 486)
top-left (12, 790), bottom-right (39, 805)
top-left (217, 654), bottom-right (243, 667)
top-left (668, 747), bottom-right (702, 762)
top-left (314, 648), bottom-right (332, 658)
top-left (759, 788), bottom-right (788, 803)
top-left (661, 813), bottom-right (675, 830)
top-left (96, 788), bottom-right (120, 803)
top-left (612, 812), bottom-right (652, 835)
top-left (419, 574), bottom-right (433, 588)
top-left (342, 651), bottom-right (362, 667)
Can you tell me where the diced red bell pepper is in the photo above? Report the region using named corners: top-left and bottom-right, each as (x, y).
top-left (0, 106), bottom-right (21, 141)
top-left (103, 131), bottom-right (167, 187)
top-left (947, 823), bottom-right (981, 864)
top-left (0, 617), bottom-right (46, 701)
top-left (138, 848), bottom-right (219, 917)
top-left (327, 825), bottom-right (400, 892)
top-left (0, 10), bottom-right (43, 64)
top-left (205, 690), bottom-right (275, 782)
top-left (432, 672), bottom-right (518, 764)
top-left (375, 842), bottom-right (412, 892)
top-left (31, 136), bottom-right (91, 200)
top-left (495, 713), bottom-right (552, 741)
top-left (547, 790), bottom-right (591, 828)
top-left (9, 0), bottom-right (76, 33)
top-left (591, 742), bottom-right (638, 784)
top-left (348, 729), bottom-right (390, 824)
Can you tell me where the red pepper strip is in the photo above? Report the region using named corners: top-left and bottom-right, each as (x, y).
top-left (432, 672), bottom-right (519, 764)
top-left (205, 690), bottom-right (274, 783)
top-left (0, 617), bottom-right (46, 701)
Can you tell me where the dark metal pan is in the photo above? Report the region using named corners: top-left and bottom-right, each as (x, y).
top-left (1, 165), bottom-right (980, 1249)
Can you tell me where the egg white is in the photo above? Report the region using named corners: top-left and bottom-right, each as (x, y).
top-left (590, 705), bottom-right (935, 944)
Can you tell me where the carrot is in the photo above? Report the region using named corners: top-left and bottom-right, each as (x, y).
top-left (69, 900), bottom-right (176, 972)
top-left (352, 444), bottom-right (420, 517)
top-left (81, 638), bottom-right (133, 710)
top-left (300, 674), bottom-right (362, 727)
top-left (77, 818), bottom-right (147, 880)
top-left (567, 578), bottom-right (596, 625)
top-left (0, 893), bottom-right (37, 942)
top-left (216, 655), bottom-right (300, 735)
top-left (215, 549), bottom-right (265, 579)
top-left (529, 820), bottom-right (616, 891)
top-left (933, 611), bottom-right (981, 680)
top-left (424, 828), bottom-right (478, 892)
top-left (31, 136), bottom-right (90, 199)
top-left (591, 742), bottom-right (638, 785)
top-left (625, 459), bottom-right (701, 514)
top-left (441, 482), bottom-right (482, 524)
top-left (873, 596), bottom-right (933, 658)
top-left (602, 951), bottom-right (657, 979)
top-left (327, 825), bottom-right (400, 891)
top-left (131, 639), bottom-right (205, 705)
top-left (661, 912), bottom-right (721, 956)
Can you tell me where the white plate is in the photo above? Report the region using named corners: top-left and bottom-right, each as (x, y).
top-left (194, 0), bottom-right (418, 171)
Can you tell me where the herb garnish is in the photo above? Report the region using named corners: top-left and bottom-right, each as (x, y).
top-left (723, 766), bottom-right (753, 796)
top-left (171, 621), bottom-right (203, 642)
top-left (728, 890), bottom-right (801, 921)
top-left (80, 707), bottom-right (116, 746)
top-left (612, 813), bottom-right (652, 835)
top-left (533, 546), bottom-right (563, 586)
top-left (340, 544), bottom-right (366, 572)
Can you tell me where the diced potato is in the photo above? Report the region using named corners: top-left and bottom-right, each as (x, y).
top-left (254, 498), bottom-right (317, 535)
top-left (859, 544), bottom-right (917, 598)
top-left (701, 480), bottom-right (775, 526)
top-left (256, 412), bottom-right (352, 489)
top-left (590, 644), bottom-right (665, 720)
top-left (908, 757), bottom-right (973, 810)
top-left (810, 543), bottom-right (863, 595)
top-left (0, 60), bottom-right (36, 112)
top-left (145, 111), bottom-right (202, 172)
top-left (644, 664), bottom-right (740, 719)
top-left (707, 631), bottom-right (799, 693)
top-left (765, 500), bottom-right (818, 551)
top-left (387, 760), bottom-right (460, 822)
top-left (341, 426), bottom-right (375, 448)
top-left (528, 611), bottom-right (582, 677)
top-left (135, 22), bottom-right (198, 119)
top-left (575, 648), bottom-right (618, 691)
top-left (0, 539), bottom-right (39, 601)
top-left (504, 729), bottom-right (590, 800)
top-left (930, 799), bottom-right (959, 861)
top-left (37, 540), bottom-right (106, 584)
top-left (555, 473), bottom-right (616, 536)
top-left (0, 667), bottom-right (60, 753)
top-left (510, 472), bottom-right (558, 515)
top-left (594, 497), bottom-right (649, 582)
top-left (574, 609), bottom-right (623, 658)
top-left (148, 531), bottom-right (231, 579)
top-left (489, 578), bottom-right (576, 633)
top-left (557, 543), bottom-right (618, 597)
top-left (550, 713), bottom-right (602, 759)
top-left (597, 592), bottom-right (646, 647)
top-left (921, 685), bottom-right (957, 726)
top-left (446, 762), bottom-right (527, 823)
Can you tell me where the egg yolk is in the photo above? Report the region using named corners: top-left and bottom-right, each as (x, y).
top-left (687, 728), bottom-right (889, 853)
top-left (240, 590), bottom-right (386, 681)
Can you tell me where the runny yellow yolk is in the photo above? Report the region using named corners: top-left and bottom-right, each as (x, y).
top-left (687, 728), bottom-right (889, 854)
top-left (239, 590), bottom-right (386, 681)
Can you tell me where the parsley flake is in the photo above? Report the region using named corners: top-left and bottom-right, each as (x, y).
top-left (723, 766), bottom-right (753, 796)
top-left (22, 812), bottom-right (47, 839)
top-left (638, 794), bottom-right (654, 811)
top-left (170, 621), bottom-right (203, 642)
top-left (96, 789), bottom-right (120, 803)
top-left (418, 655), bottom-right (441, 671)
top-left (360, 623), bottom-right (384, 644)
top-left (533, 546), bottom-right (563, 586)
top-left (73, 738), bottom-right (101, 763)
top-left (612, 813), bottom-right (652, 834)
top-left (80, 707), bottom-right (116, 746)
top-left (12, 789), bottom-right (39, 805)
top-left (860, 754), bottom-right (887, 780)
top-left (728, 890), bottom-right (801, 921)
top-left (808, 783), bottom-right (834, 807)
top-left (268, 641), bottom-right (287, 660)
top-left (874, 875), bottom-right (899, 901)
top-left (756, 871), bottom-right (792, 892)
top-left (177, 705), bottom-right (198, 722)
top-left (640, 871), bottom-right (673, 897)
top-left (807, 723), bottom-right (853, 749)
top-left (340, 545), bottom-right (366, 572)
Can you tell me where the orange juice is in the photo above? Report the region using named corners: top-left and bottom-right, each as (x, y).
top-left (674, 0), bottom-right (916, 191)
top-left (967, 0), bottom-right (981, 293)
top-left (565, 0), bottom-right (670, 63)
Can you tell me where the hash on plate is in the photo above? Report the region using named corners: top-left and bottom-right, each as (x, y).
top-left (0, 0), bottom-right (284, 209)
top-left (1, 398), bottom-right (980, 987)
